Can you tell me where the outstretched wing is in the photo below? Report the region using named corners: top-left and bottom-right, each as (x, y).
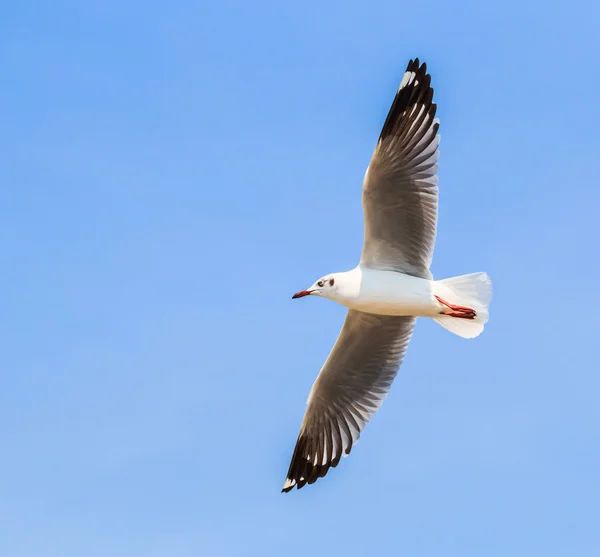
top-left (282, 311), bottom-right (416, 492)
top-left (361, 58), bottom-right (440, 278)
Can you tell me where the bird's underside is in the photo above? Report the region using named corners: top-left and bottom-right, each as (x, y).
top-left (282, 58), bottom-right (441, 493)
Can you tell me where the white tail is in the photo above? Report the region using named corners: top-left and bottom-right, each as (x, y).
top-left (433, 272), bottom-right (492, 339)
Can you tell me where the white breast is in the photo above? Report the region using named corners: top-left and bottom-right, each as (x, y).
top-left (339, 267), bottom-right (437, 317)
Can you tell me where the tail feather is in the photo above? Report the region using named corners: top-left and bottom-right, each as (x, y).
top-left (433, 272), bottom-right (492, 339)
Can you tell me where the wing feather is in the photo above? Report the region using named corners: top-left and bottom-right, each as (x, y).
top-left (282, 312), bottom-right (416, 492)
top-left (361, 58), bottom-right (440, 278)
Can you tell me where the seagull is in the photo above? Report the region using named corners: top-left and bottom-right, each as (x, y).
top-left (282, 58), bottom-right (492, 493)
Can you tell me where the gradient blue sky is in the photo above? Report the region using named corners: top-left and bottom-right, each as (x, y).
top-left (2, 1), bottom-right (600, 555)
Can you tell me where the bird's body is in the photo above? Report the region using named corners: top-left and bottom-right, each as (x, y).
top-left (319, 266), bottom-right (442, 317)
top-left (282, 58), bottom-right (492, 492)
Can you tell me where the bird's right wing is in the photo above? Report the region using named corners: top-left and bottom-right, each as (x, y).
top-left (282, 311), bottom-right (416, 492)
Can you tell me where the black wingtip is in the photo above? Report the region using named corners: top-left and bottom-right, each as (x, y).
top-left (378, 58), bottom-right (436, 143)
top-left (406, 57), bottom-right (423, 72)
top-left (282, 431), bottom-right (343, 493)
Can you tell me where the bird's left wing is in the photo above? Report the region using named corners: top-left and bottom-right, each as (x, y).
top-left (282, 311), bottom-right (416, 492)
top-left (361, 58), bottom-right (440, 278)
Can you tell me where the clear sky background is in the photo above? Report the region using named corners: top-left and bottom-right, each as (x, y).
top-left (2, 1), bottom-right (599, 556)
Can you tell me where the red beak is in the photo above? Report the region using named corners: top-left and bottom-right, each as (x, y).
top-left (292, 290), bottom-right (313, 299)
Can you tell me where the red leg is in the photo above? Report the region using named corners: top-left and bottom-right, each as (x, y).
top-left (445, 311), bottom-right (477, 319)
top-left (435, 295), bottom-right (477, 319)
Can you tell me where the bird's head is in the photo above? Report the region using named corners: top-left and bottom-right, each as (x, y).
top-left (292, 274), bottom-right (339, 301)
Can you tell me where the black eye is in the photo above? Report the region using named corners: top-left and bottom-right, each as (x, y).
top-left (317, 280), bottom-right (324, 287)
top-left (329, 278), bottom-right (334, 286)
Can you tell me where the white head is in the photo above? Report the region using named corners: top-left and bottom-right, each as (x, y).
top-left (292, 273), bottom-right (342, 301)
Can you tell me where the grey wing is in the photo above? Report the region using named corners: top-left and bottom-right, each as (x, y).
top-left (361, 58), bottom-right (440, 279)
top-left (282, 312), bottom-right (416, 492)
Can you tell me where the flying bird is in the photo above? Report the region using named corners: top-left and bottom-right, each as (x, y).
top-left (282, 58), bottom-right (492, 493)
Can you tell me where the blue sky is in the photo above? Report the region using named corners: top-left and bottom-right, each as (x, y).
top-left (2, 0), bottom-right (600, 555)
